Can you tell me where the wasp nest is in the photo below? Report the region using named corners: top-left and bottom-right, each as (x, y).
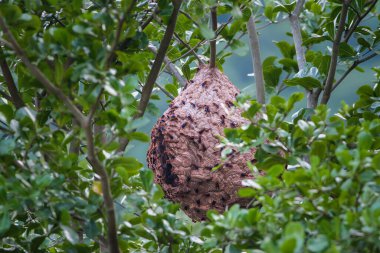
top-left (147, 66), bottom-right (257, 221)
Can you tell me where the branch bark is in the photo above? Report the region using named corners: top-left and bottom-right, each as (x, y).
top-left (0, 17), bottom-right (120, 253)
top-left (247, 17), bottom-right (265, 104)
top-left (289, 0), bottom-right (313, 107)
top-left (321, 1), bottom-right (350, 105)
top-left (118, 0), bottom-right (183, 152)
top-left (209, 6), bottom-right (217, 68)
top-left (0, 47), bottom-right (25, 109)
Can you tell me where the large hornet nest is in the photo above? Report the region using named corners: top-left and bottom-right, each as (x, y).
top-left (147, 66), bottom-right (257, 221)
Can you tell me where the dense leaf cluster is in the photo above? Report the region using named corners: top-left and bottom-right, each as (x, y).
top-left (0, 0), bottom-right (379, 252)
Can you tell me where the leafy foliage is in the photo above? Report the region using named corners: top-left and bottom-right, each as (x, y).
top-left (0, 0), bottom-right (379, 252)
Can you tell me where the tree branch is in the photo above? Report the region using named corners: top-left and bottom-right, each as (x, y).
top-left (247, 17), bottom-right (265, 104)
top-left (173, 32), bottom-right (204, 65)
top-left (332, 52), bottom-right (378, 91)
top-left (118, 0), bottom-right (183, 152)
top-left (148, 45), bottom-right (187, 87)
top-left (84, 121), bottom-right (119, 253)
top-left (0, 17), bottom-right (120, 253)
top-left (172, 17), bottom-right (232, 64)
top-left (0, 47), bottom-right (25, 109)
top-left (179, 10), bottom-right (199, 27)
top-left (344, 0), bottom-right (378, 43)
top-left (137, 0), bottom-right (182, 116)
top-left (289, 0), bottom-right (313, 107)
top-left (209, 6), bottom-right (217, 68)
top-left (155, 82), bottom-right (174, 99)
top-left (321, 1), bottom-right (350, 105)
top-left (153, 15), bottom-right (204, 65)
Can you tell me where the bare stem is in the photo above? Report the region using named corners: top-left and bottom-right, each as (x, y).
top-left (155, 82), bottom-right (174, 99)
top-left (209, 6), bottom-right (217, 68)
top-left (148, 45), bottom-right (187, 87)
top-left (321, 1), bottom-right (350, 105)
top-left (247, 17), bottom-right (265, 104)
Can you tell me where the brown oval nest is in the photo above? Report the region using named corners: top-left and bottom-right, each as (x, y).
top-left (147, 66), bottom-right (257, 221)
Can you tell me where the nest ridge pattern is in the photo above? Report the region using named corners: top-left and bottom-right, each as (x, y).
top-left (147, 66), bottom-right (256, 221)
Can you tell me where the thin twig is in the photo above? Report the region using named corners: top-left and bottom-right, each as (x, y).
top-left (332, 53), bottom-right (378, 91)
top-left (344, 0), bottom-right (378, 43)
top-left (179, 10), bottom-right (199, 27)
top-left (155, 82), bottom-right (175, 99)
top-left (173, 32), bottom-right (204, 64)
top-left (247, 17), bottom-right (265, 104)
top-left (153, 15), bottom-right (204, 65)
top-left (218, 33), bottom-right (244, 54)
top-left (210, 6), bottom-right (217, 68)
top-left (321, 1), bottom-right (350, 104)
top-left (88, 88), bottom-right (104, 121)
top-left (141, 6), bottom-right (158, 30)
top-left (172, 16), bottom-right (232, 64)
top-left (148, 45), bottom-right (187, 87)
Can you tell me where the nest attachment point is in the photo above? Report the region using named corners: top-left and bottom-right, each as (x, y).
top-left (147, 66), bottom-right (257, 221)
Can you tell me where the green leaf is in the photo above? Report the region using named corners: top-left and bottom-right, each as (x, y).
top-left (129, 132), bottom-right (150, 142)
top-left (307, 235), bottom-right (329, 252)
top-left (182, 64), bottom-right (191, 80)
top-left (0, 4), bottom-right (22, 23)
top-left (0, 104), bottom-right (14, 123)
top-left (264, 4), bottom-right (275, 21)
top-left (311, 141), bottom-right (327, 159)
top-left (264, 66), bottom-right (282, 88)
top-left (60, 225), bottom-right (79, 244)
top-left (284, 76), bottom-right (322, 89)
top-left (238, 188), bottom-right (256, 198)
top-left (274, 41), bottom-right (295, 59)
top-left (108, 157), bottom-right (143, 172)
top-left (140, 168), bottom-right (154, 192)
top-left (303, 35), bottom-right (329, 46)
top-left (339, 42), bottom-right (357, 57)
top-left (280, 237), bottom-right (297, 253)
top-left (225, 244), bottom-right (241, 253)
top-left (0, 138), bottom-right (15, 156)
top-left (0, 210), bottom-right (11, 235)
top-left (165, 83), bottom-right (179, 97)
top-left (199, 24), bottom-right (215, 39)
top-left (358, 131), bottom-right (373, 150)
